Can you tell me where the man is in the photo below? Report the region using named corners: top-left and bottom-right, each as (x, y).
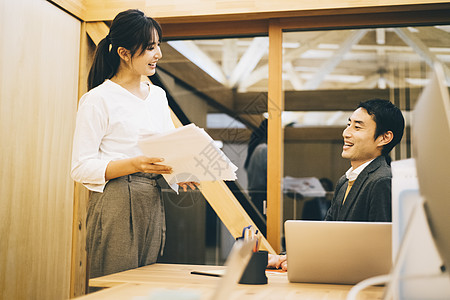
top-left (267, 98), bottom-right (404, 270)
top-left (324, 98), bottom-right (405, 222)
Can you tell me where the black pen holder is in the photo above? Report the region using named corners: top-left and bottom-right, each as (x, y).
top-left (239, 250), bottom-right (268, 285)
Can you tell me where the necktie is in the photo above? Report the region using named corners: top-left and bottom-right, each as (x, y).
top-left (343, 180), bottom-right (355, 204)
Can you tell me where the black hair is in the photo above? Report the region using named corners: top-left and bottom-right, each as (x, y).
top-left (87, 9), bottom-right (162, 90)
top-left (244, 119), bottom-right (268, 170)
top-left (357, 99), bottom-right (405, 164)
top-left (319, 177), bottom-right (334, 192)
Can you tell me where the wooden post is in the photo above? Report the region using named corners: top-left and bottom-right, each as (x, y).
top-left (267, 19), bottom-right (284, 254)
top-left (70, 21), bottom-right (91, 298)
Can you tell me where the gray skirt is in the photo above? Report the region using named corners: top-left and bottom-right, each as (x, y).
top-left (86, 173), bottom-right (165, 278)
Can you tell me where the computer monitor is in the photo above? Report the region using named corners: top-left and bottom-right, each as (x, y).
top-left (412, 62), bottom-right (450, 274)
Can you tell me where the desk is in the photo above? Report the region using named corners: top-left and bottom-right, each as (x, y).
top-left (75, 264), bottom-right (383, 299)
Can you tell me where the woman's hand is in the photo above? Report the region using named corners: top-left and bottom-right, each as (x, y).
top-left (105, 156), bottom-right (172, 181)
top-left (267, 254), bottom-right (287, 271)
top-left (178, 182), bottom-right (200, 192)
top-left (132, 156), bottom-right (173, 174)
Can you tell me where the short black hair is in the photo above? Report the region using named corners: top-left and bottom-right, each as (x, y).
top-left (357, 99), bottom-right (405, 158)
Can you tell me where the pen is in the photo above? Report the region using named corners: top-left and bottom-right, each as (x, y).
top-left (239, 225), bottom-right (260, 252)
top-left (254, 231), bottom-right (261, 252)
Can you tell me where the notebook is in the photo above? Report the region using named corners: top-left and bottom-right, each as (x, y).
top-left (285, 220), bottom-right (392, 284)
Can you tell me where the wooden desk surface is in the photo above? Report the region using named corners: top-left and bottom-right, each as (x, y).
top-left (75, 263), bottom-right (383, 300)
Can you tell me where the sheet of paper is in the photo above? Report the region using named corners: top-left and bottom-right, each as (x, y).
top-left (138, 124), bottom-right (238, 191)
top-left (283, 176), bottom-right (326, 198)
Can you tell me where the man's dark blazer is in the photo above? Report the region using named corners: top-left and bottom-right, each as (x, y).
top-left (324, 156), bottom-right (392, 222)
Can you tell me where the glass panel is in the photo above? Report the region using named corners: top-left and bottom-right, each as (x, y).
top-left (281, 26), bottom-right (450, 230)
top-left (157, 36), bottom-right (269, 265)
top-left (157, 25), bottom-right (450, 260)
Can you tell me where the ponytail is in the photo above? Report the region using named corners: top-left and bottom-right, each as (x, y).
top-left (88, 35), bottom-right (120, 90)
top-left (86, 9), bottom-right (163, 91)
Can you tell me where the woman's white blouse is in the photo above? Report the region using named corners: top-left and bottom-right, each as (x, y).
top-left (71, 80), bottom-right (175, 192)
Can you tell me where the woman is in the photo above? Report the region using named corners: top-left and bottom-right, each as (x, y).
top-left (71, 9), bottom-right (196, 278)
top-left (244, 119), bottom-right (268, 219)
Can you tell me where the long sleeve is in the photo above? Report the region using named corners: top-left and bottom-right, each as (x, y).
top-left (71, 96), bottom-right (110, 192)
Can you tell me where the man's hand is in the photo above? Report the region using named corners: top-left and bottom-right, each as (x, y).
top-left (178, 181), bottom-right (200, 192)
top-left (267, 254), bottom-right (287, 271)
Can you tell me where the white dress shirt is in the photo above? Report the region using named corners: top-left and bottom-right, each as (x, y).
top-left (345, 158), bottom-right (375, 182)
top-left (71, 80), bottom-right (175, 192)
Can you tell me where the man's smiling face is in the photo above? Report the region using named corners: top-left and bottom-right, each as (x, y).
top-left (342, 107), bottom-right (384, 169)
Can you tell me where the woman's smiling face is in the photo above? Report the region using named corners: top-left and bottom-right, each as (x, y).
top-left (129, 31), bottom-right (162, 77)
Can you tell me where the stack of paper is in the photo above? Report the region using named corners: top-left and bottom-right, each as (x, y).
top-left (138, 124), bottom-right (238, 191)
top-left (283, 176), bottom-right (326, 198)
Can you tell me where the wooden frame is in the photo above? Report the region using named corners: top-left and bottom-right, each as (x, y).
top-left (158, 3), bottom-right (450, 39)
top-left (70, 21), bottom-right (92, 298)
top-left (267, 19), bottom-right (284, 253)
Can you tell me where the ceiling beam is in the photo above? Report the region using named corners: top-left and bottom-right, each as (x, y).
top-left (222, 39), bottom-right (238, 77)
top-left (157, 62), bottom-right (259, 130)
top-left (239, 31), bottom-right (335, 91)
top-left (168, 40), bottom-right (227, 84)
top-left (284, 31), bottom-right (336, 62)
top-left (47, 0), bottom-right (85, 20)
top-left (303, 29), bottom-right (368, 90)
top-left (394, 28), bottom-right (450, 82)
top-left (233, 88), bottom-right (429, 113)
top-left (238, 65), bottom-right (268, 92)
top-left (80, 1), bottom-right (450, 23)
top-left (417, 26), bottom-right (450, 46)
top-left (161, 19), bottom-right (269, 39)
top-left (284, 62), bottom-right (303, 91)
top-left (376, 28), bottom-right (386, 45)
top-left (279, 5), bottom-right (450, 32)
top-left (86, 22), bottom-right (109, 45)
top-left (46, 1), bottom-right (450, 32)
top-left (159, 43), bottom-right (234, 111)
top-left (227, 37), bottom-right (269, 88)
top-left (353, 74), bottom-right (380, 89)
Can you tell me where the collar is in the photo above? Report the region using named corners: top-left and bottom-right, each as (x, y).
top-left (345, 158), bottom-right (375, 181)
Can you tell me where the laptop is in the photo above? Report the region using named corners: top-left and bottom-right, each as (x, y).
top-left (285, 220), bottom-right (392, 285)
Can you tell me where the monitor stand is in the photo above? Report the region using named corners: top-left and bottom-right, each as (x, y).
top-left (384, 198), bottom-right (450, 300)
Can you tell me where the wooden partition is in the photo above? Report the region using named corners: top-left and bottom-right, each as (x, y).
top-left (0, 1), bottom-right (81, 299)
